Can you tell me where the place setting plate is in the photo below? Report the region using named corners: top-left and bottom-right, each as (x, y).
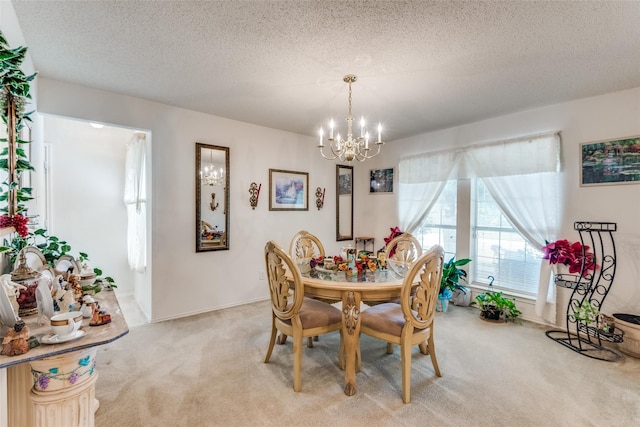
top-left (40, 329), bottom-right (86, 345)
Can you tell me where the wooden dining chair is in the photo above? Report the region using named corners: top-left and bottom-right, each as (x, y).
top-left (384, 233), bottom-right (423, 278)
top-left (360, 245), bottom-right (444, 403)
top-left (263, 240), bottom-right (343, 392)
top-left (289, 230), bottom-right (328, 347)
top-left (384, 232), bottom-right (422, 262)
top-left (289, 230), bottom-right (325, 261)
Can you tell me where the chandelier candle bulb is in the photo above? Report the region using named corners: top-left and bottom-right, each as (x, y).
top-left (360, 117), bottom-right (365, 137)
top-left (378, 123), bottom-right (382, 143)
top-left (319, 128), bottom-right (324, 147)
top-left (330, 119), bottom-right (334, 138)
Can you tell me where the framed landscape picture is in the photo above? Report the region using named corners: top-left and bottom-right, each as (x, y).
top-left (269, 168), bottom-right (309, 211)
top-left (580, 135), bottom-right (640, 186)
top-left (369, 167), bottom-right (394, 193)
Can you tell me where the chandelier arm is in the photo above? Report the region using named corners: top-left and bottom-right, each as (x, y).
top-left (318, 144), bottom-right (339, 160)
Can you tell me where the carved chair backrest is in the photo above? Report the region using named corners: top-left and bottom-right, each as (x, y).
top-left (265, 240), bottom-right (303, 321)
top-left (400, 245), bottom-right (444, 330)
top-left (385, 233), bottom-right (422, 263)
top-left (289, 230), bottom-right (326, 260)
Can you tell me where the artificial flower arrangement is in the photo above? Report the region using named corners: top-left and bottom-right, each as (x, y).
top-left (541, 238), bottom-right (597, 274)
top-left (383, 226), bottom-right (403, 258)
top-left (309, 253), bottom-right (378, 274)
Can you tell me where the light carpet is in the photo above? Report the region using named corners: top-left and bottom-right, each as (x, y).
top-left (94, 300), bottom-right (640, 427)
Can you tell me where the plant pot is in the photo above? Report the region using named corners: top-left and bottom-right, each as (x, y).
top-left (613, 313), bottom-right (640, 358)
top-left (481, 307), bottom-right (502, 321)
top-left (437, 295), bottom-right (449, 312)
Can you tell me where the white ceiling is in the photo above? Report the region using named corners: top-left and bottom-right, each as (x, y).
top-left (10, 0), bottom-right (640, 142)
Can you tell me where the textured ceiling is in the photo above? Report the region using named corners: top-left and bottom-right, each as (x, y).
top-left (10, 0), bottom-right (640, 142)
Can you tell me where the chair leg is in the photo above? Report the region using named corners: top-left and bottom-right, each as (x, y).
top-left (264, 321), bottom-right (277, 363)
top-left (314, 336), bottom-right (319, 341)
top-left (387, 342), bottom-right (394, 354)
top-left (428, 336), bottom-right (442, 377)
top-left (307, 336), bottom-right (314, 348)
top-left (401, 342), bottom-right (412, 404)
top-left (419, 342), bottom-right (428, 355)
top-left (278, 333), bottom-right (288, 345)
top-left (339, 329), bottom-right (345, 370)
top-left (293, 331), bottom-right (303, 392)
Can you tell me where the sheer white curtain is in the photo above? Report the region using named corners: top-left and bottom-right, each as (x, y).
top-left (398, 132), bottom-right (561, 321)
top-left (398, 149), bottom-right (461, 234)
top-left (465, 133), bottom-right (561, 321)
top-left (124, 132), bottom-right (147, 273)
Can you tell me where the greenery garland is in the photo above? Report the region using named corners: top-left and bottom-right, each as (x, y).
top-left (0, 30), bottom-right (115, 291)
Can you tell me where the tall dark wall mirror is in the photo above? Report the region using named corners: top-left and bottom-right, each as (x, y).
top-left (196, 143), bottom-right (230, 252)
top-left (336, 164), bottom-right (354, 241)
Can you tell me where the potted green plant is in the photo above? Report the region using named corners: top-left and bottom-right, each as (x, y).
top-left (471, 290), bottom-right (522, 322)
top-left (438, 256), bottom-right (471, 312)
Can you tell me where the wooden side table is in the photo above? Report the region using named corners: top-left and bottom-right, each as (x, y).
top-left (355, 236), bottom-right (375, 254)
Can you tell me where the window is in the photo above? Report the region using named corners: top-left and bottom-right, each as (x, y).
top-left (414, 180), bottom-right (457, 259)
top-left (399, 132), bottom-right (560, 305)
top-left (415, 179), bottom-right (543, 296)
top-left (473, 180), bottom-right (541, 295)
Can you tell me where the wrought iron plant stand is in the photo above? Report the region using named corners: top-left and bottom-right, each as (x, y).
top-left (546, 221), bottom-right (624, 361)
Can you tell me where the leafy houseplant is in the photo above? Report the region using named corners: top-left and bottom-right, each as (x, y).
top-left (572, 300), bottom-right (599, 324)
top-left (471, 290), bottom-right (522, 322)
top-left (440, 256), bottom-right (471, 297)
top-left (436, 256), bottom-right (471, 312)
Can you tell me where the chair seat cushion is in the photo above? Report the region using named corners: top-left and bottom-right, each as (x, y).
top-left (298, 297), bottom-right (342, 328)
top-left (361, 302), bottom-right (429, 337)
top-left (361, 303), bottom-right (405, 336)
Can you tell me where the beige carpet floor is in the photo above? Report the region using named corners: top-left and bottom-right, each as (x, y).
top-left (94, 300), bottom-right (640, 427)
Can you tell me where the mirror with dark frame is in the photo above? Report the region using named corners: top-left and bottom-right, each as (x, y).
top-left (336, 164), bottom-right (354, 241)
top-left (196, 143), bottom-right (230, 252)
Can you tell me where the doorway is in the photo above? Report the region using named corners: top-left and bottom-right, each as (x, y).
top-left (35, 114), bottom-right (149, 326)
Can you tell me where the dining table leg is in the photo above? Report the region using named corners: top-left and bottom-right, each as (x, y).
top-left (341, 290), bottom-right (361, 396)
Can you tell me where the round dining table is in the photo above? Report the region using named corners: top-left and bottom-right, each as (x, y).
top-left (299, 267), bottom-right (405, 396)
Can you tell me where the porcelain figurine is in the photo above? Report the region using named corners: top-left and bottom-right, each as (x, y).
top-left (67, 273), bottom-right (84, 304)
top-left (1, 320), bottom-right (30, 356)
top-left (52, 287), bottom-right (76, 313)
top-left (0, 274), bottom-right (25, 317)
top-left (80, 295), bottom-right (96, 318)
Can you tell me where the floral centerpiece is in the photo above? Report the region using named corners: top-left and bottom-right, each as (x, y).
top-left (310, 253), bottom-right (378, 274)
top-left (541, 239), bottom-right (597, 274)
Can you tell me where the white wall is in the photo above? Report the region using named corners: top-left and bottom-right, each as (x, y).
top-left (354, 87), bottom-right (640, 323)
top-left (36, 77), bottom-right (348, 322)
top-left (41, 115), bottom-right (136, 296)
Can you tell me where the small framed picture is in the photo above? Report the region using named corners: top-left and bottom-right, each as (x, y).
top-left (580, 135), bottom-right (640, 186)
top-left (269, 168), bottom-right (309, 211)
top-left (369, 167), bottom-right (394, 193)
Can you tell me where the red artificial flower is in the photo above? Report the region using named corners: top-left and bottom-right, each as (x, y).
top-left (383, 226), bottom-right (404, 258)
top-left (542, 238), bottom-right (597, 273)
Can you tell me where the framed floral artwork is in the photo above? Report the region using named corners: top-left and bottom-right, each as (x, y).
top-left (269, 169), bottom-right (309, 211)
top-left (580, 135), bottom-right (640, 186)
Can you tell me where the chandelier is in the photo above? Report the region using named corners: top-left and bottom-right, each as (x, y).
top-left (318, 74), bottom-right (384, 162)
top-left (200, 151), bottom-right (225, 186)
